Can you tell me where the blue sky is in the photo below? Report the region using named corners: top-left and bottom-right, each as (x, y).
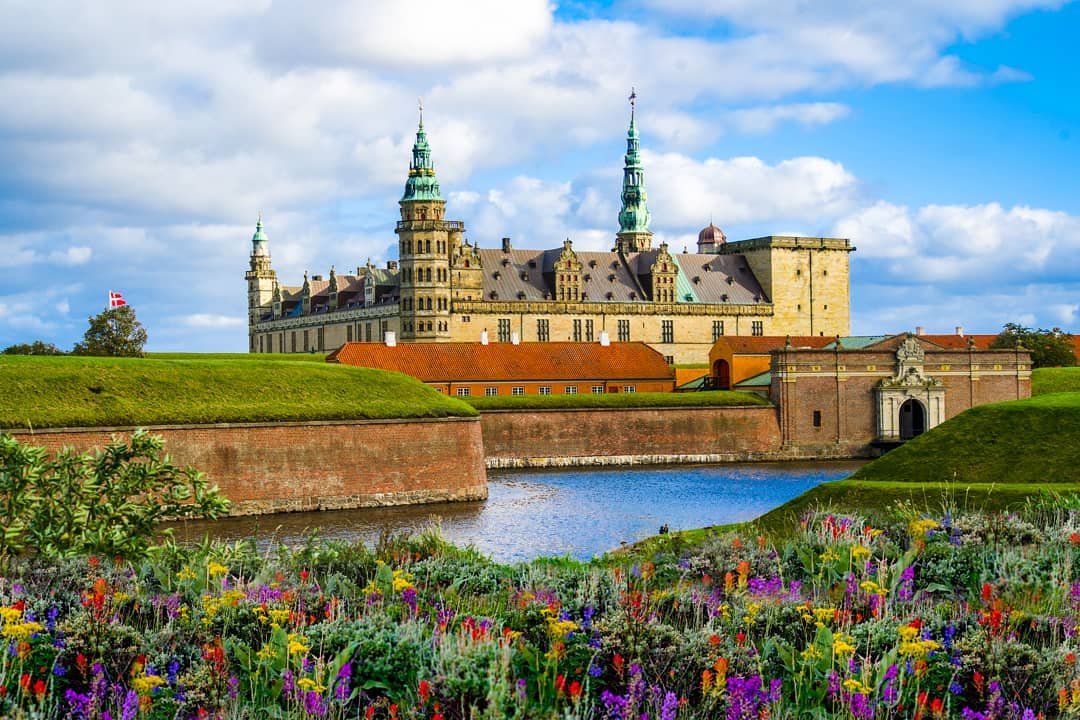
top-left (1, 0), bottom-right (1077, 351)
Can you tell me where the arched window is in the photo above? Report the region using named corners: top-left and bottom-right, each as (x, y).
top-left (425, 268), bottom-right (432, 282)
top-left (426, 240), bottom-right (431, 253)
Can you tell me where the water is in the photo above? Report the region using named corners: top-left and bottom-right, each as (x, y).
top-left (167, 461), bottom-right (863, 562)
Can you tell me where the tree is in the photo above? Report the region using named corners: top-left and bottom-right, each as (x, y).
top-left (2, 340), bottom-right (65, 355)
top-left (73, 304), bottom-right (148, 357)
top-left (990, 322), bottom-right (1077, 368)
top-left (0, 430), bottom-right (229, 564)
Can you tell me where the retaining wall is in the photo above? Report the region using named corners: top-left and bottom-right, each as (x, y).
top-left (480, 405), bottom-right (798, 468)
top-left (9, 417), bottom-right (488, 516)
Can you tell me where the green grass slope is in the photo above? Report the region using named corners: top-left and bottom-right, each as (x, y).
top-left (465, 390), bottom-right (770, 411)
top-left (850, 392), bottom-right (1080, 484)
top-left (147, 352), bottom-right (329, 362)
top-left (0, 356), bottom-right (476, 429)
top-left (1032, 366), bottom-right (1080, 395)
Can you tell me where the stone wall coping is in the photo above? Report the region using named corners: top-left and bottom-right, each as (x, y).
top-left (5, 415), bottom-right (480, 436)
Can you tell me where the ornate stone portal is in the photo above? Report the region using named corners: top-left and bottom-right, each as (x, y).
top-left (875, 335), bottom-right (946, 441)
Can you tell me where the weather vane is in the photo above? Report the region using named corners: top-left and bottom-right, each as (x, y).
top-left (418, 97), bottom-right (423, 125)
top-left (629, 87), bottom-right (636, 116)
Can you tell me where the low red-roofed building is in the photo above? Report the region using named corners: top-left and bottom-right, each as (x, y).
top-left (327, 339), bottom-right (675, 397)
top-left (708, 336), bottom-right (833, 389)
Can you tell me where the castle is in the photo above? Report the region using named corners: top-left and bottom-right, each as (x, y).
top-left (247, 97), bottom-right (855, 364)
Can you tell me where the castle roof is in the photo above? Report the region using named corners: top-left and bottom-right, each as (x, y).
top-left (475, 248), bottom-right (767, 304)
top-left (713, 336), bottom-right (833, 354)
top-left (698, 223), bottom-right (726, 244)
top-left (327, 341), bottom-right (674, 383)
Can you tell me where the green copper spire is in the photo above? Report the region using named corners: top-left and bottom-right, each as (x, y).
top-left (401, 98), bottom-right (443, 202)
top-left (618, 88), bottom-right (650, 234)
top-left (251, 213), bottom-right (269, 257)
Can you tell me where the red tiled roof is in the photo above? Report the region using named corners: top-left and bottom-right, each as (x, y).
top-left (714, 336), bottom-right (833, 354)
top-left (327, 341), bottom-right (674, 383)
top-left (916, 334), bottom-right (999, 350)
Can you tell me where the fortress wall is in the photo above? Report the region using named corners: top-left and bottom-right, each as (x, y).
top-left (479, 405), bottom-right (817, 468)
top-left (9, 417), bottom-right (488, 516)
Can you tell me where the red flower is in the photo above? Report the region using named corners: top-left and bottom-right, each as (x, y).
top-left (708, 634), bottom-right (721, 646)
top-left (365, 707), bottom-right (375, 720)
top-left (19, 674), bottom-right (31, 691)
top-left (981, 583), bottom-right (993, 603)
top-left (555, 675), bottom-right (566, 693)
top-left (908, 618), bottom-right (923, 630)
top-left (300, 569), bottom-right (310, 582)
top-left (569, 681), bottom-right (582, 700)
top-left (973, 672), bottom-right (985, 694)
top-left (33, 680), bottom-right (46, 698)
top-left (736, 632), bottom-right (746, 646)
top-left (930, 697), bottom-right (943, 714)
top-left (613, 654), bottom-right (624, 677)
top-left (1070, 532), bottom-right (1080, 545)
top-left (419, 679), bottom-right (430, 704)
top-left (1068, 652), bottom-right (1077, 665)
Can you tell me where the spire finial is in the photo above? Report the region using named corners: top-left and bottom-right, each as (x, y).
top-left (629, 87), bottom-right (636, 119)
top-left (418, 97), bottom-right (423, 127)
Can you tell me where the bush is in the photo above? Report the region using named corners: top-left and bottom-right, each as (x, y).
top-left (0, 430), bottom-right (229, 564)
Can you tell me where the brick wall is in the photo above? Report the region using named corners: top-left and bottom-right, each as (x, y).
top-left (481, 406), bottom-right (787, 465)
top-left (9, 418), bottom-right (487, 516)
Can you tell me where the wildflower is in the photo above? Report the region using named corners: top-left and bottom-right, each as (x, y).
top-left (206, 561), bottom-right (228, 577)
top-left (419, 678), bottom-right (430, 704)
top-left (569, 681), bottom-right (582, 701)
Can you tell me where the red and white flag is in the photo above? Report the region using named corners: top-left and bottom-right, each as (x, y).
top-left (108, 291), bottom-right (127, 308)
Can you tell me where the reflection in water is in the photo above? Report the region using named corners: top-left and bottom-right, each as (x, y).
top-left (166, 461), bottom-right (864, 563)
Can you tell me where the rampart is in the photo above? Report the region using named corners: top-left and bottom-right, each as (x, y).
top-left (8, 417), bottom-right (488, 516)
top-left (480, 405), bottom-right (818, 468)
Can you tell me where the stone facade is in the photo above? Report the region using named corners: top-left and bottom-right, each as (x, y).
top-left (248, 99), bottom-right (854, 365)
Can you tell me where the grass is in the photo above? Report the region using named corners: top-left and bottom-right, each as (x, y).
top-left (1032, 365), bottom-right (1080, 395)
top-left (464, 390), bottom-right (771, 411)
top-left (848, 392), bottom-right (1080, 484)
top-left (0, 355), bottom-right (476, 429)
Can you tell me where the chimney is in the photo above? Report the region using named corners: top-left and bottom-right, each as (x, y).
top-left (955, 325), bottom-right (964, 336)
top-left (384, 331), bottom-right (396, 347)
top-left (480, 329), bottom-right (489, 345)
top-left (511, 331), bottom-right (520, 345)
top-left (915, 326), bottom-right (924, 336)
top-left (599, 330), bottom-right (610, 347)
top-left (501, 237), bottom-right (511, 252)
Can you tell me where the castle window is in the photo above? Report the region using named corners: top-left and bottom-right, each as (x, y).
top-left (712, 320), bottom-right (724, 341)
top-left (751, 321), bottom-right (764, 336)
top-left (622, 385), bottom-right (636, 393)
top-left (585, 319), bottom-right (594, 342)
top-left (485, 387), bottom-right (499, 396)
top-left (813, 410), bottom-right (822, 428)
top-left (258, 335), bottom-right (263, 352)
top-left (512, 386), bottom-right (525, 396)
top-left (347, 325), bottom-right (353, 342)
top-left (564, 386), bottom-right (577, 395)
top-left (661, 320), bottom-right (673, 344)
top-left (303, 330), bottom-right (309, 351)
top-left (573, 319), bottom-right (582, 342)
top-left (462, 315), bottom-right (470, 322)
top-left (365, 323), bottom-right (372, 342)
top-left (617, 319), bottom-right (630, 342)
top-left (497, 318), bottom-right (511, 342)
top-left (291, 332), bottom-right (297, 352)
top-left (464, 260), bottom-right (470, 268)
top-left (592, 385), bottom-right (604, 394)
top-left (457, 387), bottom-right (471, 397)
top-left (537, 319), bottom-right (549, 342)
top-left (317, 327), bottom-right (324, 351)
top-left (425, 240), bottom-right (431, 253)
top-left (539, 386), bottom-right (552, 395)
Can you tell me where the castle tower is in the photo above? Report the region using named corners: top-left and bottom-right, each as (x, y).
top-left (395, 101), bottom-right (461, 340)
top-left (615, 89), bottom-right (653, 254)
top-left (245, 214), bottom-right (277, 336)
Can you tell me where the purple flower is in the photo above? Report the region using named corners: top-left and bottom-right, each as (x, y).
top-left (335, 662), bottom-right (352, 702)
top-left (517, 678), bottom-right (528, 702)
top-left (227, 675), bottom-right (239, 699)
top-left (120, 690), bottom-right (139, 720)
top-left (601, 690), bottom-right (629, 719)
top-left (660, 691), bottom-right (678, 720)
top-left (304, 689), bottom-right (328, 717)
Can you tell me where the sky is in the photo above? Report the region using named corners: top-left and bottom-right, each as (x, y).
top-left (1, 0), bottom-right (1078, 351)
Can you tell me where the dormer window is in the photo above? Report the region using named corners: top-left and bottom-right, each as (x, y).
top-left (517, 291), bottom-right (526, 299)
top-left (490, 291), bottom-right (498, 299)
top-left (589, 260), bottom-right (597, 268)
top-left (692, 276), bottom-right (700, 284)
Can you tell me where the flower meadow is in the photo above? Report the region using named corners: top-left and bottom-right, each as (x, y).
top-left (2, 503), bottom-right (1080, 719)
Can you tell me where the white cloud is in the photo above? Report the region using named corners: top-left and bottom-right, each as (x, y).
top-left (727, 103), bottom-right (851, 134)
top-left (55, 299), bottom-right (69, 315)
top-left (48, 246), bottom-right (92, 265)
top-left (182, 314), bottom-right (246, 328)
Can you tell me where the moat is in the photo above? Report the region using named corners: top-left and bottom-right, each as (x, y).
top-left (168, 461), bottom-right (865, 562)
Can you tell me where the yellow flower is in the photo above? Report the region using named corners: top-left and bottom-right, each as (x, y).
top-left (176, 566), bottom-right (198, 581)
top-left (287, 633), bottom-right (310, 655)
top-left (546, 617), bottom-right (580, 639)
top-left (859, 581), bottom-right (886, 596)
top-left (819, 548), bottom-right (840, 562)
top-left (1, 621), bottom-right (43, 641)
top-left (842, 678), bottom-right (872, 695)
top-left (833, 634), bottom-right (857, 656)
top-left (132, 674), bottom-right (165, 695)
top-left (0, 606), bottom-right (22, 623)
top-left (800, 644), bottom-right (822, 660)
top-left (909, 519), bottom-right (940, 537)
top-left (392, 569), bottom-right (415, 592)
top-left (296, 677), bottom-right (326, 693)
top-left (207, 561), bottom-right (229, 577)
top-left (851, 546), bottom-right (872, 560)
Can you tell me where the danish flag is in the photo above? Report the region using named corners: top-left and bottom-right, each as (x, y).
top-left (108, 291), bottom-right (127, 308)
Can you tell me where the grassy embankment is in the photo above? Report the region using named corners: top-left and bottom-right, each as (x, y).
top-left (630, 368), bottom-right (1080, 553)
top-left (0, 355), bottom-right (474, 429)
top-left (748, 368), bottom-right (1080, 539)
top-left (464, 389), bottom-right (770, 411)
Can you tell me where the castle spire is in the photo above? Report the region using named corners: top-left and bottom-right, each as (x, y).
top-left (616, 89), bottom-right (652, 252)
top-left (251, 213), bottom-right (269, 258)
top-left (402, 100), bottom-right (443, 202)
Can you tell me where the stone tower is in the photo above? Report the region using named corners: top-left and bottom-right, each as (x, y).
top-left (615, 89), bottom-right (653, 254)
top-left (395, 103), bottom-right (463, 340)
top-left (245, 215), bottom-right (277, 333)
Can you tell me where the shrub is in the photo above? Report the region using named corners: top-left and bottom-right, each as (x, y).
top-left (0, 430), bottom-right (229, 564)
